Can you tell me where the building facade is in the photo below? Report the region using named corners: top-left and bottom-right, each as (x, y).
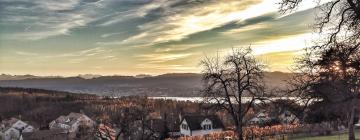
top-left (49, 112), bottom-right (95, 133)
top-left (179, 114), bottom-right (224, 136)
top-left (0, 118), bottom-right (34, 140)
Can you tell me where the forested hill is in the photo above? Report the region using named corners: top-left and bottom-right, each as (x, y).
top-left (0, 87), bottom-right (98, 99)
top-left (0, 72), bottom-right (293, 97)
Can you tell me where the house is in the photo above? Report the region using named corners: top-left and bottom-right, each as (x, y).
top-left (179, 114), bottom-right (224, 136)
top-left (355, 115), bottom-right (360, 128)
top-left (278, 110), bottom-right (299, 124)
top-left (22, 129), bottom-right (68, 140)
top-left (49, 112), bottom-right (95, 134)
top-left (0, 118), bottom-right (35, 140)
top-left (249, 111), bottom-right (271, 125)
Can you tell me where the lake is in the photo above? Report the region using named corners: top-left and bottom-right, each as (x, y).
top-left (149, 96), bottom-right (307, 104)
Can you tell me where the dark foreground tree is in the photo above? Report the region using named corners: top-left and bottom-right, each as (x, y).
top-left (289, 43), bottom-right (360, 140)
top-left (280, 1), bottom-right (360, 139)
top-left (280, 0), bottom-right (360, 46)
top-left (201, 48), bottom-right (266, 140)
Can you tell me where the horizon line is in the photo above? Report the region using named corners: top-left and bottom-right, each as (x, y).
top-left (0, 71), bottom-right (293, 78)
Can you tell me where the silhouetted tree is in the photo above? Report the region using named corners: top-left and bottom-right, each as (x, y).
top-left (289, 43), bottom-right (360, 140)
top-left (201, 47), bottom-right (266, 140)
top-left (280, 2), bottom-right (360, 139)
top-left (280, 0), bottom-right (360, 47)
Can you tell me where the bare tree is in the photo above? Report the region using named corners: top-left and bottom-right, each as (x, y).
top-left (136, 97), bottom-right (156, 140)
top-left (289, 43), bottom-right (360, 140)
top-left (201, 47), bottom-right (266, 140)
top-left (113, 97), bottom-right (159, 140)
top-left (279, 0), bottom-right (360, 46)
top-left (280, 2), bottom-right (360, 139)
top-left (113, 108), bottom-right (133, 140)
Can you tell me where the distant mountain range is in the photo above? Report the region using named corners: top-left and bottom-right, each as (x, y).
top-left (0, 72), bottom-right (293, 97)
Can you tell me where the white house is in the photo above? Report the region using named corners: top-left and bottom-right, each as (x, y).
top-left (0, 118), bottom-right (35, 140)
top-left (179, 114), bottom-right (224, 136)
top-left (49, 112), bottom-right (95, 133)
top-left (355, 116), bottom-right (360, 128)
top-left (249, 111), bottom-right (271, 125)
top-left (278, 110), bottom-right (299, 124)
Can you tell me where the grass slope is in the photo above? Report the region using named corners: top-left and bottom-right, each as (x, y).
top-left (292, 130), bottom-right (360, 140)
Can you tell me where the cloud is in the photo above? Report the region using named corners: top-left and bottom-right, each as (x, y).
top-left (251, 33), bottom-right (316, 55)
top-left (223, 8), bottom-right (316, 42)
top-left (99, 0), bottom-right (264, 47)
top-left (15, 51), bottom-right (38, 56)
top-left (37, 0), bottom-right (81, 11)
top-left (136, 63), bottom-right (197, 71)
top-left (257, 50), bottom-right (303, 72)
top-left (223, 23), bottom-right (269, 35)
top-left (101, 55), bottom-right (118, 61)
top-left (154, 43), bottom-right (206, 53)
top-left (44, 47), bottom-right (108, 58)
top-left (0, 0), bottom-right (111, 40)
top-left (68, 58), bottom-right (87, 64)
top-left (133, 49), bottom-right (200, 73)
top-left (0, 0), bottom-right (332, 75)
top-left (96, 0), bottom-right (178, 26)
top-left (101, 32), bottom-right (122, 38)
top-left (96, 9), bottom-right (138, 27)
top-left (100, 0), bottom-right (329, 48)
top-left (136, 53), bottom-right (193, 64)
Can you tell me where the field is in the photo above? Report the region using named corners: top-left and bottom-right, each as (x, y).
top-left (292, 130), bottom-right (360, 140)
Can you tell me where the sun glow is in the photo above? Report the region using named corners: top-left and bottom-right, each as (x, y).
top-left (0, 0), bottom-right (325, 75)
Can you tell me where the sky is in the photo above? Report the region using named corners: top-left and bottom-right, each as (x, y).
top-left (0, 0), bottom-right (326, 76)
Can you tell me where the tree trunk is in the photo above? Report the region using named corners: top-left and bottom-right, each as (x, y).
top-left (348, 103), bottom-right (356, 140)
top-left (236, 124), bottom-right (243, 140)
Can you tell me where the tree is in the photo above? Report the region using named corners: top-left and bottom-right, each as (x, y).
top-left (113, 108), bottom-right (133, 140)
top-left (280, 1), bottom-right (360, 139)
top-left (135, 97), bottom-right (156, 140)
top-left (77, 125), bottom-right (96, 140)
top-left (201, 47), bottom-right (266, 140)
top-left (289, 43), bottom-right (360, 140)
top-left (280, 0), bottom-right (360, 46)
top-left (112, 97), bottom-right (159, 140)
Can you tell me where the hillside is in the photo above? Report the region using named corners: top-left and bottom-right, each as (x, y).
top-left (0, 72), bottom-right (293, 97)
top-left (0, 87), bottom-right (202, 132)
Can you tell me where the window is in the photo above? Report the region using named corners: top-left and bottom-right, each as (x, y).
top-left (285, 112), bottom-right (291, 117)
top-left (203, 124), bottom-right (212, 130)
top-left (181, 124), bottom-right (188, 130)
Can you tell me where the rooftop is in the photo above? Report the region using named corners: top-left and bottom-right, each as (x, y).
top-left (181, 114), bottom-right (224, 131)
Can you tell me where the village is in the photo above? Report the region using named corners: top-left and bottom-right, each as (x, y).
top-left (0, 110), bottom-right (321, 140)
top-left (0, 87), bottom-right (359, 140)
top-left (1, 109), bottom-right (360, 140)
